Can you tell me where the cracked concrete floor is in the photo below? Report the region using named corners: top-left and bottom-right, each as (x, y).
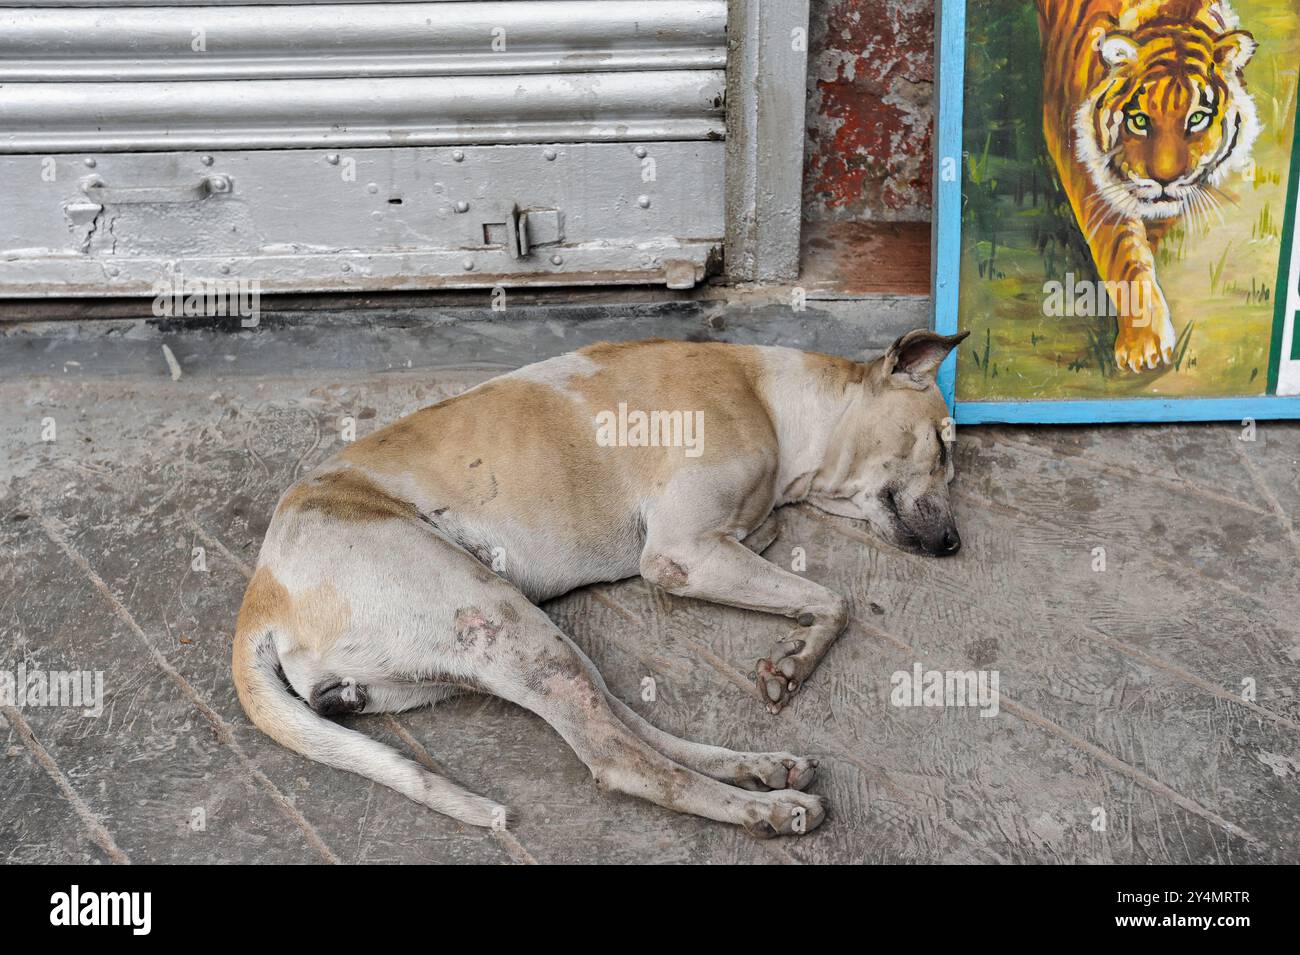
top-left (2, 304), bottom-right (1299, 864)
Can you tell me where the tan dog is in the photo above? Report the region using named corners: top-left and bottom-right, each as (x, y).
top-left (232, 330), bottom-right (967, 837)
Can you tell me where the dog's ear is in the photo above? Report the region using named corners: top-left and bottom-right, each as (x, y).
top-left (881, 329), bottom-right (970, 388)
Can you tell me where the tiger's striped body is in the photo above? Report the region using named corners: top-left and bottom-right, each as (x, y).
top-left (1037, 0), bottom-right (1259, 371)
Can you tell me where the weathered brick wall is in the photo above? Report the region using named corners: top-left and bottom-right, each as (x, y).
top-left (802, 0), bottom-right (935, 223)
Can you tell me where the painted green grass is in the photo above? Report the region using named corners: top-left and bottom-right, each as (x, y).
top-left (957, 0), bottom-right (1297, 401)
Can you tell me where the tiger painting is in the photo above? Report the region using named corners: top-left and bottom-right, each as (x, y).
top-left (1037, 0), bottom-right (1260, 371)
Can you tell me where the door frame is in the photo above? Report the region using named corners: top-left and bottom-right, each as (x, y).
top-left (724, 0), bottom-right (812, 284)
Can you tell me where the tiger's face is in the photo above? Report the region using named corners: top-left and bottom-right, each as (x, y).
top-left (1074, 24), bottom-right (1259, 221)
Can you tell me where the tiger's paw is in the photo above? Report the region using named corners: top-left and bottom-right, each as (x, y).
top-left (1114, 314), bottom-right (1176, 372)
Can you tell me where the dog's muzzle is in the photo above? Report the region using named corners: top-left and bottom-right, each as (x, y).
top-left (920, 524), bottom-right (961, 557)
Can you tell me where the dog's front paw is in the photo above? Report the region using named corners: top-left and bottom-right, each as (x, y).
top-left (743, 791), bottom-right (827, 838)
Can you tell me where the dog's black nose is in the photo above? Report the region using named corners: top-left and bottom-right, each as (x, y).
top-left (942, 529), bottom-right (961, 554)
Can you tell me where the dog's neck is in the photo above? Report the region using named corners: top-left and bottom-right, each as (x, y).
top-left (763, 349), bottom-right (877, 506)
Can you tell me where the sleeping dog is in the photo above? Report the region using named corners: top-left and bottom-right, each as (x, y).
top-left (233, 330), bottom-right (967, 837)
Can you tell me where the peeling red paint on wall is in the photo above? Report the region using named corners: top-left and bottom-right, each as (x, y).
top-left (803, 0), bottom-right (934, 223)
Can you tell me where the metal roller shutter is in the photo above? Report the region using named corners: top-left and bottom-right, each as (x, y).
top-left (0, 0), bottom-right (727, 296)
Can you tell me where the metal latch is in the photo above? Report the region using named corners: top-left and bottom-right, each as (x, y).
top-left (483, 205), bottom-right (563, 259)
top-left (81, 174), bottom-right (233, 204)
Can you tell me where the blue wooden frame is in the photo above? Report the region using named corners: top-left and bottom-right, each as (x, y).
top-left (930, 0), bottom-right (1300, 424)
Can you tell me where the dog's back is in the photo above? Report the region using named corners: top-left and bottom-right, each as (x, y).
top-left (313, 339), bottom-right (790, 597)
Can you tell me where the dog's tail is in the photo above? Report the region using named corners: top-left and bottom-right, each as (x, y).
top-left (233, 621), bottom-right (508, 829)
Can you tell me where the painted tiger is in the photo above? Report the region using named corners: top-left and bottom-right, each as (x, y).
top-left (1036, 0), bottom-right (1259, 371)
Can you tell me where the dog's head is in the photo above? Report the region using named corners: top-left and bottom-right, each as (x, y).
top-left (808, 329), bottom-right (969, 557)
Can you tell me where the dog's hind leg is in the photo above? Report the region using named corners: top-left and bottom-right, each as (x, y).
top-left (468, 596), bottom-right (826, 836)
top-left (244, 498), bottom-right (821, 834)
top-left (236, 621), bottom-right (509, 829)
top-left (600, 691), bottom-right (818, 791)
